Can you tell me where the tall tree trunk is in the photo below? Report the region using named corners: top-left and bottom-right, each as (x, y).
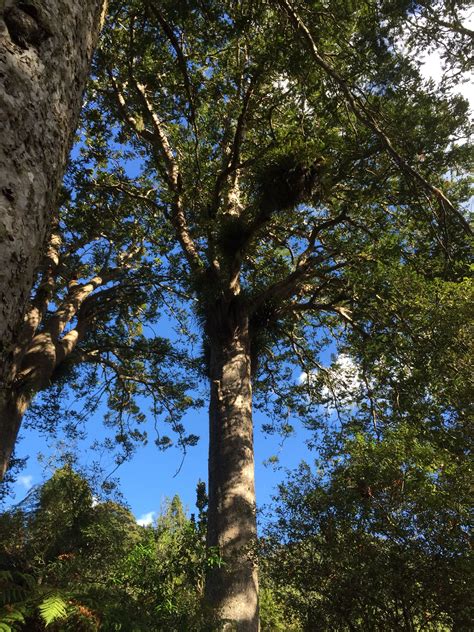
top-left (206, 304), bottom-right (259, 631)
top-left (0, 389), bottom-right (31, 478)
top-left (0, 0), bottom-right (106, 474)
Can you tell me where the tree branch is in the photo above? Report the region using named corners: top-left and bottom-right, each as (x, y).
top-left (130, 79), bottom-right (203, 270)
top-left (211, 73), bottom-right (261, 216)
top-left (276, 0), bottom-right (472, 235)
top-left (145, 3), bottom-right (199, 141)
top-left (108, 70), bottom-right (156, 147)
top-left (131, 78), bottom-right (179, 188)
top-left (252, 255), bottom-right (346, 312)
top-left (423, 7), bottom-right (474, 39)
top-left (13, 227), bottom-right (62, 368)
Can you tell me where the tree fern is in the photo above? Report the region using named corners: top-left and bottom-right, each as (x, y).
top-left (0, 570), bottom-right (31, 630)
top-left (0, 569), bottom-right (92, 629)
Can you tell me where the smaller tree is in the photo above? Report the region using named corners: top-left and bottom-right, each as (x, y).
top-left (1, 155), bottom-right (199, 479)
top-left (263, 272), bottom-right (473, 631)
top-left (0, 468), bottom-right (220, 631)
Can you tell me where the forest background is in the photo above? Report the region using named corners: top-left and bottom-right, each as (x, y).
top-left (0, 0), bottom-right (472, 630)
top-left (5, 0), bottom-right (472, 531)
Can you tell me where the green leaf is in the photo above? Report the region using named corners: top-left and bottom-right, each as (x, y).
top-left (0, 605), bottom-right (25, 631)
top-left (38, 595), bottom-right (68, 626)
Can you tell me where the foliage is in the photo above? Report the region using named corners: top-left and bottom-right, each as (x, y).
top-left (0, 455), bottom-right (27, 507)
top-left (263, 274), bottom-right (473, 631)
top-left (10, 146), bottom-right (202, 476)
top-left (0, 468), bottom-right (219, 631)
top-left (0, 570), bottom-right (82, 631)
top-left (264, 437), bottom-right (472, 630)
top-left (4, 0), bottom-right (472, 627)
top-left (37, 595), bottom-right (68, 627)
top-left (377, 0), bottom-right (473, 83)
top-left (74, 0), bottom-right (472, 434)
top-left (258, 583), bottom-right (301, 631)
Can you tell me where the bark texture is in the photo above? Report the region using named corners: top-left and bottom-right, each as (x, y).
top-left (0, 212), bottom-right (140, 479)
top-left (206, 302), bottom-right (259, 631)
top-left (0, 0), bottom-right (106, 436)
top-left (0, 249), bottom-right (109, 478)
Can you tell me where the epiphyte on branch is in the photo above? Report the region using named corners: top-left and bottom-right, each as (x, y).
top-left (257, 152), bottom-right (325, 215)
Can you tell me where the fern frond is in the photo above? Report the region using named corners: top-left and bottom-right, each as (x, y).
top-left (38, 594), bottom-right (67, 626)
top-left (0, 571), bottom-right (31, 606)
top-left (0, 604), bottom-right (26, 631)
top-left (0, 572), bottom-right (13, 584)
top-left (0, 609), bottom-right (25, 622)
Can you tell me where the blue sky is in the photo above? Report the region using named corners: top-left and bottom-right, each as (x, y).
top-left (7, 285), bottom-right (325, 526)
top-left (9, 333), bottom-right (362, 527)
top-left (6, 269), bottom-right (340, 525)
top-left (10, 396), bottom-right (317, 528)
top-left (8, 35), bottom-right (471, 528)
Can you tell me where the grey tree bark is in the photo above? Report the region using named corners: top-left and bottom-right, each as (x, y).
top-left (206, 301), bottom-right (259, 631)
top-left (0, 268), bottom-right (107, 479)
top-left (0, 0), bottom-right (107, 477)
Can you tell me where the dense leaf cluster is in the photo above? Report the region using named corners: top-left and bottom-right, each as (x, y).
top-left (0, 468), bottom-right (218, 631)
top-left (1, 0), bottom-right (471, 629)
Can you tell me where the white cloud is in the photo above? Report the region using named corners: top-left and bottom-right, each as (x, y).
top-left (319, 354), bottom-right (363, 408)
top-left (420, 48), bottom-right (473, 107)
top-left (328, 353), bottom-right (362, 394)
top-left (298, 371), bottom-right (308, 385)
top-left (419, 49), bottom-right (443, 83)
top-left (136, 511), bottom-right (156, 527)
top-left (299, 353), bottom-right (363, 408)
top-left (17, 475), bottom-right (33, 490)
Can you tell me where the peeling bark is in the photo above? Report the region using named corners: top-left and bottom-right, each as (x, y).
top-left (0, 0), bottom-right (107, 440)
top-left (206, 302), bottom-right (259, 631)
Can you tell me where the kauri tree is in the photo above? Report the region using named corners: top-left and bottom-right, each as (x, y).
top-left (6, 0), bottom-right (471, 628)
top-left (0, 0), bottom-right (107, 478)
top-left (83, 0), bottom-right (472, 628)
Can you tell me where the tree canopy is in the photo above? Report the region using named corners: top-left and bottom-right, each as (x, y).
top-left (0, 0), bottom-right (472, 628)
